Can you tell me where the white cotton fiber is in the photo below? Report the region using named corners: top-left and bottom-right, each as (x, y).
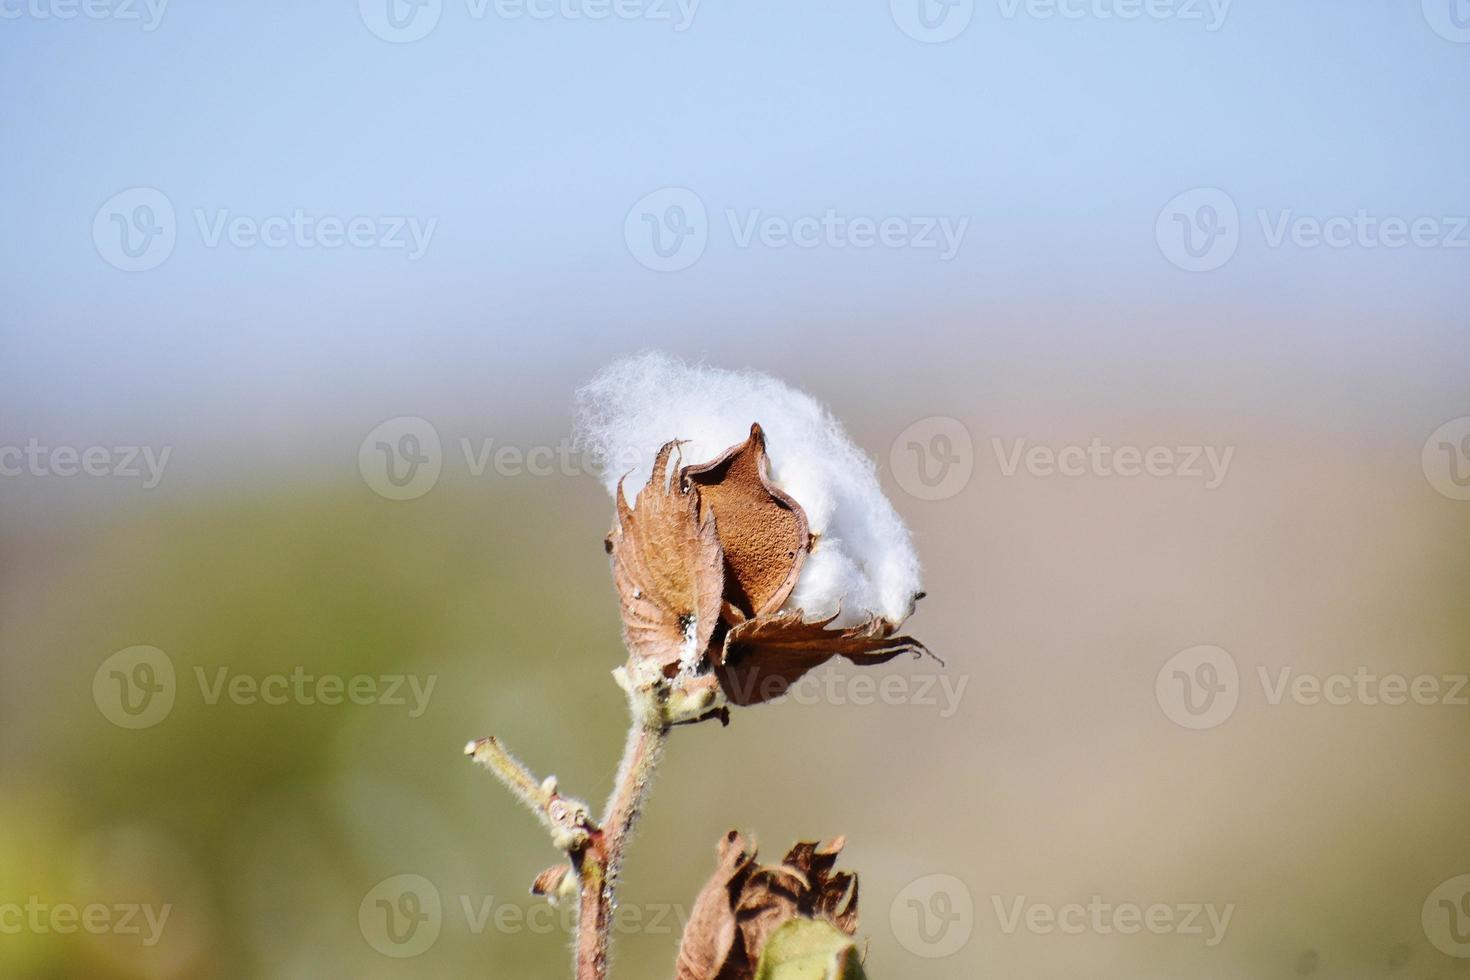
top-left (574, 352), bottom-right (923, 628)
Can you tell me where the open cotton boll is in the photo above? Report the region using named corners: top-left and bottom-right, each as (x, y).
top-left (574, 352), bottom-right (923, 628)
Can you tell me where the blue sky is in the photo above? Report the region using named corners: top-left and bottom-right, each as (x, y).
top-left (2, 0), bottom-right (1467, 446)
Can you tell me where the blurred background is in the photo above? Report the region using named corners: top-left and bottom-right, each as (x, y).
top-left (3, 1), bottom-right (1470, 977)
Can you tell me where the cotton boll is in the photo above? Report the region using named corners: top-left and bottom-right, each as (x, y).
top-left (574, 352), bottom-right (923, 629)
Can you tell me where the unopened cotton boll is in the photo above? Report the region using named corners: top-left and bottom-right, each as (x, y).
top-left (574, 352), bottom-right (923, 628)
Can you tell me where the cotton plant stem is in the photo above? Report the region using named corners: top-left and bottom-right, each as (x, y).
top-left (576, 687), bottom-right (670, 980)
top-left (467, 680), bottom-right (672, 980)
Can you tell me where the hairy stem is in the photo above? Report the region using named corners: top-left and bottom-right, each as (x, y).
top-left (577, 688), bottom-right (670, 980)
top-left (467, 675), bottom-right (675, 980)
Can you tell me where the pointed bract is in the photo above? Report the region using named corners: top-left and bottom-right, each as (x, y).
top-left (715, 610), bottom-right (933, 706)
top-left (684, 423), bottom-right (810, 621)
top-left (607, 441), bottom-right (725, 671)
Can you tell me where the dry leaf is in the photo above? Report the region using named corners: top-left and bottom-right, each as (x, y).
top-left (676, 832), bottom-right (860, 980)
top-left (529, 863), bottom-right (576, 905)
top-left (606, 441), bottom-right (725, 671)
top-left (683, 423), bottom-right (810, 621)
top-left (675, 831), bottom-right (755, 980)
top-left (715, 611), bottom-right (932, 707)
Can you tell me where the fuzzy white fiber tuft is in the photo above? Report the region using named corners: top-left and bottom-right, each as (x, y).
top-left (574, 352), bottom-right (923, 628)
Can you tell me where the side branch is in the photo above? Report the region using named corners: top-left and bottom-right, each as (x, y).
top-left (464, 736), bottom-right (596, 853)
top-left (464, 672), bottom-right (684, 980)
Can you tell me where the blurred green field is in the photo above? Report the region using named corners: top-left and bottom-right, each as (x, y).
top-left (2, 420), bottom-right (1469, 978)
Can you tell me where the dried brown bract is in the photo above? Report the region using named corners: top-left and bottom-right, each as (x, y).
top-left (675, 831), bottom-right (860, 980)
